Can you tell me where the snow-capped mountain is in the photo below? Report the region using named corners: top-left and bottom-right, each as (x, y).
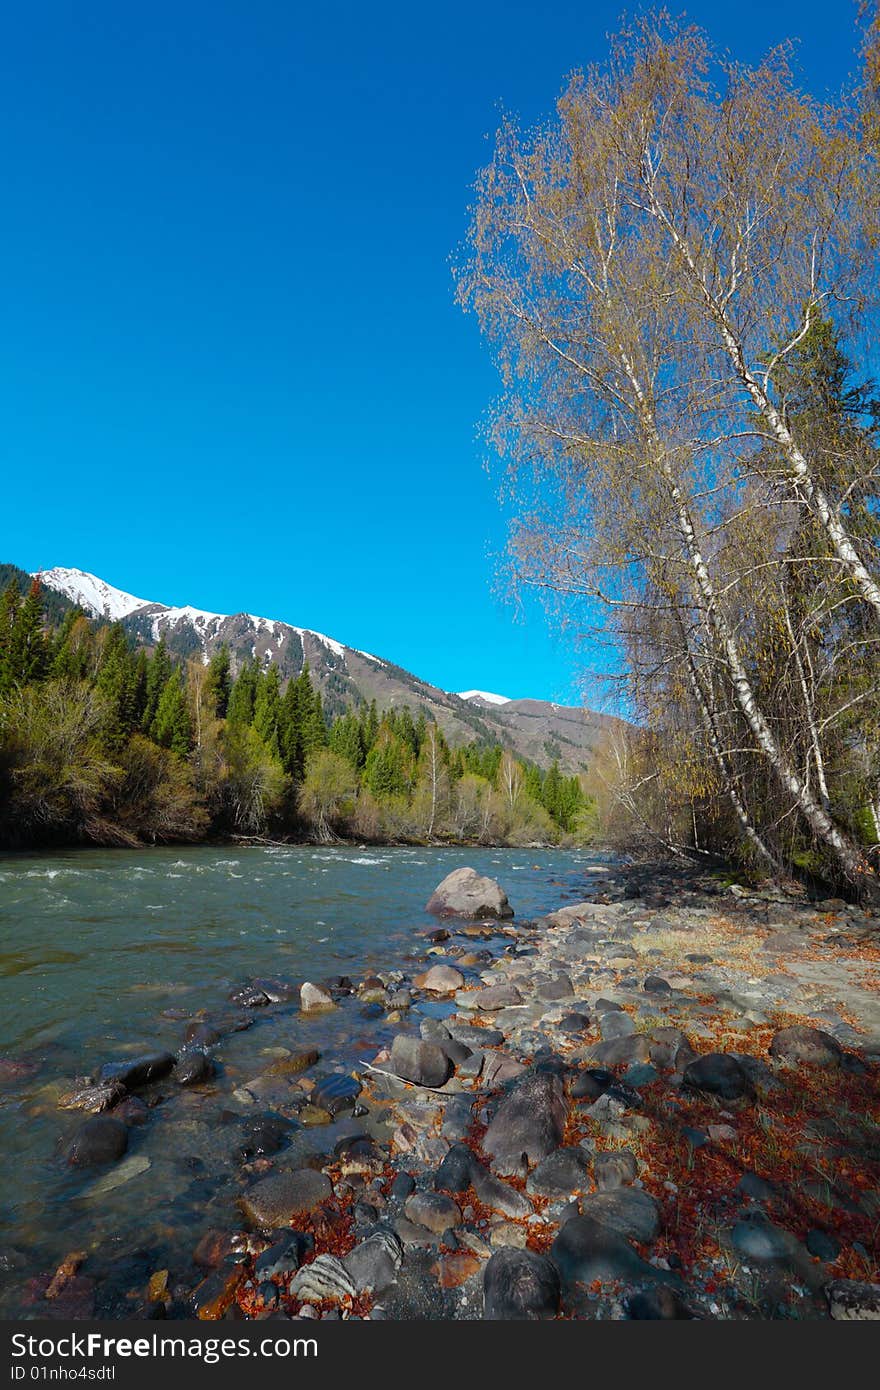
top-left (37, 566), bottom-right (380, 668)
top-left (30, 565), bottom-right (620, 770)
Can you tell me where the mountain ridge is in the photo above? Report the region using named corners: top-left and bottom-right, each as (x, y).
top-left (25, 565), bottom-right (621, 772)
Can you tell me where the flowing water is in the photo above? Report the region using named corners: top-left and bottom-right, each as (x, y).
top-left (0, 843), bottom-right (615, 1315)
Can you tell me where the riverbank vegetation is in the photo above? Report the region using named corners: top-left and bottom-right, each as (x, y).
top-left (0, 579), bottom-right (595, 849)
top-left (457, 11), bottom-right (880, 900)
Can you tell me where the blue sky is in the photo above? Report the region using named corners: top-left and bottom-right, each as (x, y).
top-left (0, 2), bottom-right (863, 706)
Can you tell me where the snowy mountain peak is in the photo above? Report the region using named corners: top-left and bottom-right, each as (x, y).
top-left (34, 566), bottom-right (380, 667)
top-left (35, 567), bottom-right (153, 623)
top-left (458, 689), bottom-right (512, 706)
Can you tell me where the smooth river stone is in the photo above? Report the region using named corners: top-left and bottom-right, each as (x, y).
top-left (414, 964), bottom-right (465, 994)
top-left (241, 1169), bottom-right (332, 1227)
top-left (66, 1115), bottom-right (129, 1166)
top-left (99, 1051), bottom-right (175, 1089)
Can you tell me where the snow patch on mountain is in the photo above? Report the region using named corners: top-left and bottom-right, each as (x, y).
top-left (290, 626), bottom-right (345, 660)
top-left (458, 689), bottom-right (512, 706)
top-left (160, 604), bottom-right (225, 630)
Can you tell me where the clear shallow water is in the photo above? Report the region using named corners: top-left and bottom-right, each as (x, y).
top-left (0, 844), bottom-right (612, 1315)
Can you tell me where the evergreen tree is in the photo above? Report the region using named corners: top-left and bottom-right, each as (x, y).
top-left (278, 665), bottom-right (326, 780)
top-left (132, 649), bottom-right (149, 726)
top-left (328, 710), bottom-right (364, 769)
top-left (8, 579), bottom-right (47, 685)
top-left (358, 699), bottom-right (379, 756)
top-left (49, 610), bottom-right (92, 681)
top-left (415, 709), bottom-right (428, 753)
top-left (227, 657), bottom-right (259, 726)
top-left (524, 764), bottom-right (543, 804)
top-left (0, 581), bottom-right (20, 697)
top-left (96, 624), bottom-right (137, 751)
top-left (206, 644), bottom-right (232, 719)
top-left (302, 684), bottom-right (327, 758)
top-left (253, 662), bottom-right (281, 753)
top-left (363, 725), bottom-right (413, 800)
top-left (141, 638), bottom-right (172, 733)
top-left (151, 670), bottom-right (192, 756)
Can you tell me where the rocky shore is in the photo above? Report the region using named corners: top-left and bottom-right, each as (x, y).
top-left (20, 860), bottom-right (880, 1321)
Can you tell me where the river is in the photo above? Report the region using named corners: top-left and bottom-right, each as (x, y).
top-left (0, 843), bottom-right (614, 1316)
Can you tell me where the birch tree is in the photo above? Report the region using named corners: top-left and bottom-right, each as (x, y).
top-left (456, 16), bottom-right (880, 898)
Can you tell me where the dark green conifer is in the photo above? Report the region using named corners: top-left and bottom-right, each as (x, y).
top-left (206, 644), bottom-right (232, 719)
top-left (151, 669), bottom-right (192, 756)
top-left (141, 637), bottom-right (172, 733)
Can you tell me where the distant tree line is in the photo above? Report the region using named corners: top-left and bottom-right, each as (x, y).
top-left (0, 582), bottom-right (594, 848)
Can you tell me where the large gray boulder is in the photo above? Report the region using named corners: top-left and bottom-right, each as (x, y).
top-left (483, 1068), bottom-right (566, 1177)
top-left (551, 1216), bottom-right (671, 1287)
top-left (769, 1025), bottom-right (843, 1069)
top-left (483, 1248), bottom-right (560, 1320)
top-left (426, 868), bottom-right (513, 919)
top-left (344, 1230), bottom-right (404, 1295)
top-left (580, 1186), bottom-right (660, 1243)
top-left (682, 1052), bottom-right (755, 1101)
top-left (390, 1035), bottom-right (452, 1088)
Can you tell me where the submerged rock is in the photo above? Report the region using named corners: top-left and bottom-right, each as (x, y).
top-left (228, 985), bottom-right (270, 1008)
top-left (426, 868), bottom-right (513, 920)
top-left (265, 1049), bottom-right (320, 1077)
top-left (237, 1113), bottom-right (295, 1160)
top-left (78, 1153), bottom-right (150, 1197)
top-left (184, 1022), bottom-right (224, 1048)
top-left (67, 1115), bottom-right (129, 1167)
top-left (176, 1050), bottom-right (215, 1086)
top-left (312, 1071), bottom-right (362, 1115)
top-left (59, 1080), bottom-right (126, 1114)
top-left (191, 1265), bottom-right (245, 1320)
